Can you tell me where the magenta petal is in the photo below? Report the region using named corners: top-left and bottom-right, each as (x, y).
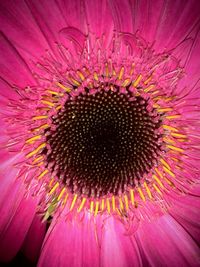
top-left (38, 214), bottom-right (100, 267)
top-left (0, 196), bottom-right (38, 262)
top-left (101, 217), bottom-right (142, 267)
top-left (136, 214), bottom-right (200, 267)
top-left (22, 215), bottom-right (46, 262)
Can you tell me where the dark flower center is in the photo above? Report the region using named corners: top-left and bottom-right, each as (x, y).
top-left (44, 86), bottom-right (162, 198)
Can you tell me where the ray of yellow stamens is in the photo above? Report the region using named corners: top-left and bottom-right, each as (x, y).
top-left (38, 169), bottom-right (48, 180)
top-left (130, 189), bottom-right (135, 205)
top-left (94, 72), bottom-right (98, 81)
top-left (41, 100), bottom-right (55, 107)
top-left (77, 70), bottom-right (85, 81)
top-left (157, 107), bottom-right (173, 113)
top-left (124, 194), bottom-right (129, 210)
top-left (160, 159), bottom-right (171, 170)
top-left (144, 182), bottom-right (152, 199)
top-left (32, 124), bottom-right (49, 132)
top-left (119, 197), bottom-right (124, 210)
top-left (101, 199), bottom-right (105, 211)
top-left (32, 155), bottom-right (43, 164)
top-left (118, 67), bottom-right (124, 80)
top-left (163, 125), bottom-right (179, 132)
top-left (144, 74), bottom-right (153, 85)
top-left (152, 174), bottom-right (164, 188)
top-left (106, 198), bottom-right (111, 214)
top-left (57, 188), bottom-right (66, 201)
top-left (138, 187), bottom-right (145, 201)
top-left (56, 82), bottom-right (71, 92)
top-left (144, 84), bottom-right (155, 93)
top-left (90, 201), bottom-right (94, 213)
top-left (26, 135), bottom-right (42, 144)
top-left (153, 183), bottom-right (162, 195)
top-left (166, 115), bottom-right (181, 120)
top-left (26, 143), bottom-right (46, 158)
top-left (133, 74), bottom-right (142, 87)
top-left (171, 133), bottom-right (187, 138)
top-left (77, 197), bottom-right (86, 213)
top-left (49, 182), bottom-right (59, 194)
top-left (163, 166), bottom-right (175, 178)
top-left (167, 145), bottom-right (184, 153)
top-left (32, 115), bottom-right (48, 121)
top-left (122, 79), bottom-right (131, 87)
top-left (70, 194), bottom-right (78, 211)
top-left (112, 196), bottom-right (116, 211)
top-left (94, 201), bottom-right (99, 216)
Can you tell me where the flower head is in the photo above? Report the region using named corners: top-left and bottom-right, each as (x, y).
top-left (0, 1), bottom-right (200, 266)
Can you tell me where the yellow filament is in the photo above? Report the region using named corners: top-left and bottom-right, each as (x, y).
top-left (49, 182), bottom-right (59, 194)
top-left (160, 159), bottom-right (171, 170)
top-left (112, 196), bottom-right (116, 211)
top-left (94, 72), bottom-right (98, 81)
top-left (106, 198), bottom-right (111, 213)
top-left (38, 169), bottom-right (48, 180)
top-left (77, 71), bottom-right (85, 81)
top-left (124, 195), bottom-right (129, 210)
top-left (118, 67), bottom-right (124, 80)
top-left (163, 125), bottom-right (179, 132)
top-left (144, 84), bottom-right (155, 93)
top-left (152, 174), bottom-right (164, 188)
top-left (56, 82), bottom-right (71, 92)
top-left (101, 199), bottom-right (105, 211)
top-left (57, 188), bottom-right (66, 201)
top-left (163, 166), bottom-right (175, 178)
top-left (90, 201), bottom-right (94, 213)
top-left (32, 115), bottom-right (48, 120)
top-left (26, 135), bottom-right (41, 144)
top-left (119, 197), bottom-right (124, 210)
top-left (32, 124), bottom-right (49, 132)
top-left (144, 182), bottom-right (152, 199)
top-left (166, 115), bottom-right (181, 120)
top-left (122, 79), bottom-right (131, 87)
top-left (138, 188), bottom-right (145, 201)
top-left (47, 90), bottom-right (63, 96)
top-left (77, 198), bottom-right (86, 213)
top-left (167, 145), bottom-right (184, 153)
top-left (130, 189), bottom-right (135, 205)
top-left (157, 108), bottom-right (173, 113)
top-left (171, 133), bottom-right (187, 138)
top-left (94, 201), bottom-right (99, 216)
top-left (133, 74), bottom-right (142, 87)
top-left (41, 100), bottom-right (54, 107)
top-left (70, 194), bottom-right (78, 211)
top-left (163, 137), bottom-right (176, 144)
top-left (32, 155), bottom-right (43, 164)
top-left (153, 183), bottom-right (162, 195)
top-left (71, 78), bottom-right (80, 87)
top-left (26, 143), bottom-right (46, 158)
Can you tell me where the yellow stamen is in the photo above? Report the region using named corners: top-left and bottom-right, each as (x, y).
top-left (106, 198), bottom-right (111, 214)
top-left (130, 189), bottom-right (135, 205)
top-left (160, 158), bottom-right (171, 170)
top-left (57, 188), bottom-right (66, 201)
top-left (144, 182), bottom-right (152, 199)
top-left (163, 166), bottom-right (175, 178)
top-left (56, 82), bottom-right (71, 93)
top-left (144, 84), bottom-right (155, 93)
top-left (124, 194), bottom-right (129, 210)
top-left (38, 169), bottom-right (48, 180)
top-left (70, 194), bottom-right (78, 211)
top-left (151, 90), bottom-right (159, 95)
top-left (144, 74), bottom-right (153, 85)
top-left (32, 155), bottom-right (43, 164)
top-left (63, 193), bottom-right (68, 205)
top-left (152, 174), bottom-right (164, 188)
top-left (153, 183), bottom-right (162, 195)
top-left (130, 63), bottom-right (135, 75)
top-left (133, 74), bottom-right (142, 87)
top-left (163, 137), bottom-right (176, 144)
top-left (167, 145), bottom-right (184, 153)
top-left (101, 199), bottom-right (105, 211)
top-left (122, 79), bottom-right (131, 87)
top-left (47, 90), bottom-right (63, 96)
top-left (94, 72), bottom-right (98, 81)
top-left (77, 197), bottom-right (86, 213)
top-left (163, 125), bottom-right (179, 132)
top-left (32, 124), bottom-right (49, 132)
top-left (26, 135), bottom-right (41, 144)
top-left (41, 100), bottom-right (55, 107)
top-left (94, 201), bottom-right (99, 216)
top-left (118, 67), bottom-right (124, 80)
top-left (166, 115), bottom-right (181, 120)
top-left (119, 197), bottom-right (124, 210)
top-left (171, 133), bottom-right (187, 138)
top-left (138, 187), bottom-right (145, 201)
top-left (26, 143), bottom-right (46, 158)
top-left (157, 108), bottom-right (173, 113)
top-left (49, 182), bottom-right (59, 194)
top-left (105, 63), bottom-right (109, 77)
top-left (70, 78), bottom-right (80, 87)
top-left (112, 196), bottom-right (116, 211)
top-left (77, 70), bottom-right (85, 81)
top-left (32, 115), bottom-right (48, 120)
top-left (90, 201), bottom-right (94, 213)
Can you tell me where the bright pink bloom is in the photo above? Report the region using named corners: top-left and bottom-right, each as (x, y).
top-left (0, 1), bottom-right (200, 266)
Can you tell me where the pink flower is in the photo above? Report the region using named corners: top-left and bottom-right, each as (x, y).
top-left (0, 1), bottom-right (200, 266)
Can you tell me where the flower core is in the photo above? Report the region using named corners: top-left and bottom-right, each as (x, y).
top-left (44, 86), bottom-right (161, 198)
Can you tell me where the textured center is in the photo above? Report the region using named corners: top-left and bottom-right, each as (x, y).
top-left (45, 87), bottom-right (161, 197)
